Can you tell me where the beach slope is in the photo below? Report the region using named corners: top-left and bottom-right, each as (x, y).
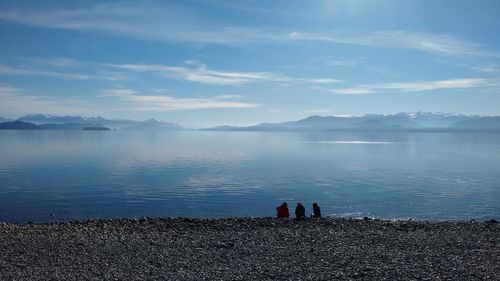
top-left (0, 218), bottom-right (498, 280)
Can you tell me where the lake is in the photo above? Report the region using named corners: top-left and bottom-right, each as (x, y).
top-left (0, 130), bottom-right (499, 222)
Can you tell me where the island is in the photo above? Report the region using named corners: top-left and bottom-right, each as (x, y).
top-left (82, 127), bottom-right (111, 131)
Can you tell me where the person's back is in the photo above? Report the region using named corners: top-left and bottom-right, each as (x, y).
top-left (295, 203), bottom-right (305, 218)
top-left (312, 203), bottom-right (321, 218)
top-left (276, 202), bottom-right (289, 218)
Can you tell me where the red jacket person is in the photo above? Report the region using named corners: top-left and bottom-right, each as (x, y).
top-left (276, 202), bottom-right (289, 218)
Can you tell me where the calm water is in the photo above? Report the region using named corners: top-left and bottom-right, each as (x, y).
top-left (0, 130), bottom-right (499, 223)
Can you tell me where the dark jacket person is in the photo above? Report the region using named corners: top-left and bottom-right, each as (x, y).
top-left (295, 203), bottom-right (306, 218)
top-left (312, 203), bottom-right (322, 218)
top-left (276, 202), bottom-right (289, 218)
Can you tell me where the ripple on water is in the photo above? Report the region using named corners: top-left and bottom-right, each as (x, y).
top-left (0, 131), bottom-right (499, 222)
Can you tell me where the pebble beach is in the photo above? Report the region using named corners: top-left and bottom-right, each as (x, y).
top-left (1, 218), bottom-right (499, 280)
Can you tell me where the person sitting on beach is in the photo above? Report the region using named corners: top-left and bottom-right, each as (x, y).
top-left (295, 203), bottom-right (306, 219)
top-left (276, 202), bottom-right (289, 218)
top-left (312, 203), bottom-right (322, 218)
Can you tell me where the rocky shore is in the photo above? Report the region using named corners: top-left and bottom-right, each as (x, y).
top-left (0, 218), bottom-right (498, 280)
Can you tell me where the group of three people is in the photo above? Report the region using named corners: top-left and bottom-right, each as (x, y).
top-left (276, 202), bottom-right (321, 219)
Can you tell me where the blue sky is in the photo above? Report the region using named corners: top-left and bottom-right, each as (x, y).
top-left (0, 0), bottom-right (500, 126)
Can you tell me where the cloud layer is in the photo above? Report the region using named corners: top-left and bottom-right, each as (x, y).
top-left (100, 88), bottom-right (258, 111)
top-left (103, 62), bottom-right (342, 85)
top-left (330, 78), bottom-right (493, 94)
top-left (1, 2), bottom-right (499, 121)
top-left (288, 31), bottom-right (498, 57)
top-left (0, 86), bottom-right (97, 115)
top-left (0, 65), bottom-right (123, 81)
top-left (0, 3), bottom-right (497, 57)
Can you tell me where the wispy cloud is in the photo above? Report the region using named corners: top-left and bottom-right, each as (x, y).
top-left (470, 65), bottom-right (499, 73)
top-left (1, 58), bottom-right (343, 86)
top-left (28, 57), bottom-right (82, 67)
top-left (330, 78), bottom-right (492, 94)
top-left (103, 63), bottom-right (289, 85)
top-left (308, 78), bottom-right (344, 84)
top-left (327, 58), bottom-right (361, 67)
top-left (0, 85), bottom-right (97, 115)
top-left (103, 62), bottom-right (342, 85)
top-left (0, 2), bottom-right (265, 45)
top-left (0, 3), bottom-right (496, 58)
top-left (331, 88), bottom-right (375, 95)
top-left (0, 64), bottom-right (123, 80)
top-left (213, 94), bottom-right (243, 99)
top-left (100, 88), bottom-right (258, 111)
top-left (303, 109), bottom-right (336, 115)
top-left (288, 31), bottom-right (499, 57)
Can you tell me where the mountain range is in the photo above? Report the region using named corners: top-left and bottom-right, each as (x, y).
top-left (0, 114), bottom-right (183, 131)
top-left (0, 121), bottom-right (111, 131)
top-left (122, 119), bottom-right (182, 131)
top-left (0, 117), bottom-right (12, 123)
top-left (17, 114), bottom-right (137, 129)
top-left (0, 112), bottom-right (499, 131)
top-left (204, 112), bottom-right (500, 131)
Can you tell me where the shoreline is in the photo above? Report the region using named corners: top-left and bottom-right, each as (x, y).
top-left (3, 215), bottom-right (499, 225)
top-left (1, 217), bottom-right (499, 280)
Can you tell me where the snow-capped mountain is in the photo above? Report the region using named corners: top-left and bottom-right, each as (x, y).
top-left (17, 114), bottom-right (139, 129)
top-left (399, 112), bottom-right (476, 128)
top-left (205, 112), bottom-right (499, 131)
top-left (122, 119), bottom-right (183, 131)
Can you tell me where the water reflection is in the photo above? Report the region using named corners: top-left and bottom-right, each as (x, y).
top-left (0, 130), bottom-right (499, 222)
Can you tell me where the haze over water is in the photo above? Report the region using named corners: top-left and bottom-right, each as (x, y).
top-left (0, 130), bottom-right (498, 223)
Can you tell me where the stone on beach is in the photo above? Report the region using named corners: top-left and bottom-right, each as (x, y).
top-left (0, 218), bottom-right (498, 280)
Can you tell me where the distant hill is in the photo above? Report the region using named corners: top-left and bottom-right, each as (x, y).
top-left (6, 113), bottom-right (498, 132)
top-left (0, 121), bottom-right (111, 131)
top-left (0, 117), bottom-right (13, 123)
top-left (450, 116), bottom-right (500, 130)
top-left (205, 114), bottom-right (421, 131)
top-left (17, 114), bottom-right (136, 129)
top-left (38, 123), bottom-right (109, 130)
top-left (406, 112), bottom-right (475, 128)
top-left (203, 112), bottom-right (498, 131)
top-left (16, 114), bottom-right (184, 130)
top-left (0, 121), bottom-right (39, 130)
top-left (83, 127), bottom-right (111, 131)
top-left (123, 119), bottom-right (182, 131)
top-left (18, 114), bottom-right (86, 124)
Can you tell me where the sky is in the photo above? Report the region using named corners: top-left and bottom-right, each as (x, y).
top-left (0, 0), bottom-right (500, 127)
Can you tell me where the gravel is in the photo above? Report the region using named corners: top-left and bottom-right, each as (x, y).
top-left (0, 217), bottom-right (499, 280)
